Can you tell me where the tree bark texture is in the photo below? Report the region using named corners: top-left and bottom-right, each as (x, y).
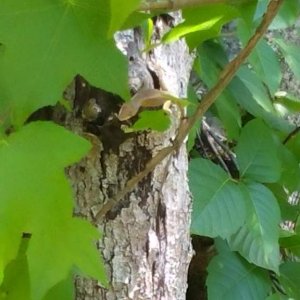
top-left (62, 14), bottom-right (193, 300)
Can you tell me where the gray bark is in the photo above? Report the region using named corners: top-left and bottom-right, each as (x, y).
top-left (63, 15), bottom-right (193, 300)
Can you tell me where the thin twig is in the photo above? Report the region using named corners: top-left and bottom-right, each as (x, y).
top-left (96, 0), bottom-right (284, 220)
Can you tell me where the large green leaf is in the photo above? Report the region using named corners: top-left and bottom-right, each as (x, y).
top-left (163, 4), bottom-right (239, 49)
top-left (236, 119), bottom-right (281, 182)
top-left (279, 262), bottom-right (300, 299)
top-left (207, 241), bottom-right (270, 300)
top-left (0, 122), bottom-right (107, 300)
top-left (108, 0), bottom-right (141, 35)
top-left (0, 0), bottom-right (129, 127)
top-left (228, 182), bottom-right (281, 273)
top-left (189, 158), bottom-right (247, 238)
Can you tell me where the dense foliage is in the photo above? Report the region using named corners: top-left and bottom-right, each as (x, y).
top-left (0, 0), bottom-right (300, 299)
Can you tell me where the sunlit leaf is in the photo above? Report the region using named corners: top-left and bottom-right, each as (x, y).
top-left (108, 0), bottom-right (141, 35)
top-left (0, 122), bottom-right (107, 300)
top-left (131, 110), bottom-right (171, 132)
top-left (163, 4), bottom-right (239, 49)
top-left (0, 0), bottom-right (129, 127)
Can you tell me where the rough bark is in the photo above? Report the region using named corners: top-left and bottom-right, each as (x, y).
top-left (60, 15), bottom-right (193, 300)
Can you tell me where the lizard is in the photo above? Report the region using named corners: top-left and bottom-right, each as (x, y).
top-left (117, 88), bottom-right (190, 122)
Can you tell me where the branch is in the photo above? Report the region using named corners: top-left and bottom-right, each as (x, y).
top-left (96, 0), bottom-right (284, 220)
top-left (139, 0), bottom-right (255, 11)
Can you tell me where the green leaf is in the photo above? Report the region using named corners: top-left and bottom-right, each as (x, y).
top-left (237, 22), bottom-right (281, 95)
top-left (0, 237), bottom-right (31, 300)
top-left (277, 143), bottom-right (300, 191)
top-left (163, 4), bottom-right (239, 49)
top-left (195, 41), bottom-right (291, 134)
top-left (236, 119), bottom-right (281, 182)
top-left (274, 92), bottom-right (300, 115)
top-left (286, 134), bottom-right (300, 163)
top-left (189, 158), bottom-right (247, 238)
top-left (236, 66), bottom-right (274, 113)
top-left (228, 70), bottom-right (292, 134)
top-left (270, 0), bottom-right (300, 30)
top-left (279, 234), bottom-right (300, 257)
top-left (0, 122), bottom-right (107, 300)
top-left (131, 110), bottom-right (171, 132)
top-left (265, 293), bottom-right (288, 300)
top-left (251, 40), bottom-right (281, 96)
top-left (279, 262), bottom-right (300, 299)
top-left (196, 43), bottom-right (241, 139)
top-left (0, 0), bottom-right (129, 127)
top-left (269, 184), bottom-right (300, 221)
top-left (207, 244), bottom-right (271, 300)
top-left (43, 274), bottom-right (74, 300)
top-left (214, 93), bottom-right (241, 139)
top-left (108, 0), bottom-right (141, 36)
top-left (121, 12), bottom-right (153, 30)
top-left (228, 182), bottom-right (281, 273)
top-left (274, 39), bottom-right (300, 80)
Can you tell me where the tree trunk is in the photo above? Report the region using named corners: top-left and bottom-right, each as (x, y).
top-left (60, 15), bottom-right (193, 299)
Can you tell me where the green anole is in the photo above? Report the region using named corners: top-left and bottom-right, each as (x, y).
top-left (117, 88), bottom-right (190, 122)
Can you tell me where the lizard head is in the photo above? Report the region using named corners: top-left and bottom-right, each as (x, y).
top-left (117, 102), bottom-right (138, 121)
